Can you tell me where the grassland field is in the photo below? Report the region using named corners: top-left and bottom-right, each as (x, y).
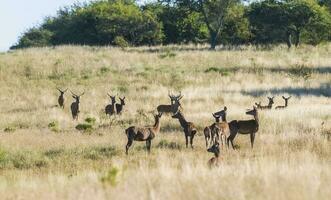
top-left (0, 44), bottom-right (330, 200)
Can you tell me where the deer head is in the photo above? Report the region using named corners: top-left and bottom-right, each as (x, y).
top-left (168, 91), bottom-right (183, 104)
top-left (107, 93), bottom-right (116, 104)
top-left (267, 96), bottom-right (275, 105)
top-left (57, 87), bottom-right (68, 95)
top-left (119, 97), bottom-right (126, 105)
top-left (71, 90), bottom-right (84, 103)
top-left (207, 142), bottom-right (220, 155)
top-left (246, 106), bottom-right (257, 116)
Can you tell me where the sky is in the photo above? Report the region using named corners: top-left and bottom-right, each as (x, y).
top-left (0, 0), bottom-right (88, 52)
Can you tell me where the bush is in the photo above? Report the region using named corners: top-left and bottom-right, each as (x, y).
top-left (114, 36), bottom-right (129, 49)
top-left (85, 117), bottom-right (96, 124)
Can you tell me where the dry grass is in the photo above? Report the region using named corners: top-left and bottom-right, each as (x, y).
top-left (0, 44), bottom-right (330, 199)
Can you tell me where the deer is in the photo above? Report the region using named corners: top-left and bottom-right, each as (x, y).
top-left (203, 106), bottom-right (229, 148)
top-left (172, 110), bottom-right (197, 148)
top-left (207, 142), bottom-right (221, 168)
top-left (275, 96), bottom-right (291, 109)
top-left (255, 96), bottom-right (274, 110)
top-left (115, 97), bottom-right (126, 114)
top-left (227, 106), bottom-right (259, 149)
top-left (70, 90), bottom-right (84, 120)
top-left (157, 91), bottom-right (183, 114)
top-left (105, 94), bottom-right (116, 116)
top-left (125, 112), bottom-right (163, 155)
top-left (57, 88), bottom-right (67, 109)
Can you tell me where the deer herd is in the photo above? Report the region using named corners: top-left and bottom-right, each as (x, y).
top-left (56, 88), bottom-right (291, 167)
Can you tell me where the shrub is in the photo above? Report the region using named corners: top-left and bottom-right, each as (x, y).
top-left (114, 36), bottom-right (129, 49)
top-left (75, 123), bottom-right (93, 131)
top-left (85, 117), bottom-right (96, 125)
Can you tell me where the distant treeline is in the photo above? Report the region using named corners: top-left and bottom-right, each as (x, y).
top-left (11, 0), bottom-right (331, 50)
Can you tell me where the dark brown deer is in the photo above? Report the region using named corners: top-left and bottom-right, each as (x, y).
top-left (227, 106), bottom-right (259, 149)
top-left (255, 96), bottom-right (274, 110)
top-left (70, 91), bottom-right (84, 120)
top-left (57, 88), bottom-right (67, 109)
top-left (125, 113), bottom-right (163, 155)
top-left (157, 91), bottom-right (183, 114)
top-left (115, 97), bottom-right (126, 114)
top-left (275, 96), bottom-right (291, 109)
top-left (207, 142), bottom-right (221, 168)
top-left (172, 110), bottom-right (197, 148)
top-left (105, 94), bottom-right (116, 116)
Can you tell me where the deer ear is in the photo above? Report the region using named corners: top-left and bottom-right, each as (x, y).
top-left (72, 95), bottom-right (76, 99)
top-left (288, 96), bottom-right (291, 99)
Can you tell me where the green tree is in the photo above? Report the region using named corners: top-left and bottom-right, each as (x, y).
top-left (11, 28), bottom-right (53, 49)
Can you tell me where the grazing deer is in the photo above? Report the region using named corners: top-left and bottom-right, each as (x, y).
top-left (157, 91), bottom-right (183, 114)
top-left (227, 106), bottom-right (259, 149)
top-left (115, 97), bottom-right (126, 114)
top-left (125, 113), bottom-right (163, 155)
top-left (255, 96), bottom-right (274, 110)
top-left (275, 96), bottom-right (291, 109)
top-left (172, 110), bottom-right (197, 148)
top-left (207, 142), bottom-right (221, 168)
top-left (57, 88), bottom-right (67, 109)
top-left (203, 106), bottom-right (228, 148)
top-left (105, 94), bottom-right (116, 116)
top-left (70, 91), bottom-right (84, 120)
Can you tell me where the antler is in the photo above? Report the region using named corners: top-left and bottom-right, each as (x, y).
top-left (79, 91), bottom-right (85, 97)
top-left (70, 90), bottom-right (77, 97)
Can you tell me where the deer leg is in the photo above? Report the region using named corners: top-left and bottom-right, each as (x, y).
top-left (190, 131), bottom-right (196, 149)
top-left (146, 140), bottom-right (151, 153)
top-left (205, 135), bottom-right (209, 148)
top-left (126, 139), bottom-right (133, 155)
top-left (250, 132), bottom-right (255, 148)
top-left (185, 135), bottom-right (188, 148)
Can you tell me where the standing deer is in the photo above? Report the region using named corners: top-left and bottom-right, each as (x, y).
top-left (255, 96), bottom-right (274, 110)
top-left (125, 113), bottom-right (163, 155)
top-left (116, 97), bottom-right (126, 114)
top-left (275, 96), bottom-right (291, 109)
top-left (70, 91), bottom-right (84, 120)
top-left (105, 94), bottom-right (116, 116)
top-left (207, 142), bottom-right (221, 168)
top-left (172, 110), bottom-right (197, 148)
top-left (57, 88), bottom-right (67, 109)
top-left (227, 106), bottom-right (259, 149)
top-left (157, 91), bottom-right (183, 114)
top-left (203, 106), bottom-right (229, 148)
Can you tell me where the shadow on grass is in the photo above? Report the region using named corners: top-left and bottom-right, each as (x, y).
top-left (241, 83), bottom-right (331, 97)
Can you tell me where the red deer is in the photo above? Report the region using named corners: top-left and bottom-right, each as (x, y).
top-left (105, 94), bottom-right (116, 116)
top-left (115, 97), bottom-right (126, 114)
top-left (57, 88), bottom-right (67, 109)
top-left (207, 142), bottom-right (221, 168)
top-left (255, 96), bottom-right (274, 110)
top-left (125, 113), bottom-right (163, 155)
top-left (172, 110), bottom-right (197, 148)
top-left (275, 96), bottom-right (291, 109)
top-left (157, 91), bottom-right (183, 114)
top-left (227, 106), bottom-right (259, 149)
top-left (70, 91), bottom-right (84, 120)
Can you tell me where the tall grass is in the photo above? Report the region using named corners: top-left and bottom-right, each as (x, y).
top-left (0, 44), bottom-right (330, 199)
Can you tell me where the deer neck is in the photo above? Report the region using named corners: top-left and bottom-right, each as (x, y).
top-left (215, 118), bottom-right (220, 123)
top-left (214, 151), bottom-right (219, 158)
top-left (177, 114), bottom-right (188, 128)
top-left (254, 113), bottom-right (259, 128)
top-left (221, 113), bottom-right (227, 122)
top-left (268, 102), bottom-right (273, 108)
top-left (153, 117), bottom-right (161, 133)
top-left (285, 101), bottom-right (288, 107)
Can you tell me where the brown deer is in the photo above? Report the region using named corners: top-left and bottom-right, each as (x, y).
top-left (125, 113), bottom-right (163, 155)
top-left (172, 110), bottom-right (197, 148)
top-left (227, 106), bottom-right (259, 149)
top-left (157, 91), bottom-right (183, 114)
top-left (105, 94), bottom-right (116, 116)
top-left (275, 96), bottom-right (291, 109)
top-left (115, 97), bottom-right (126, 114)
top-left (203, 106), bottom-right (228, 148)
top-left (57, 88), bottom-right (67, 109)
top-left (212, 110), bottom-right (230, 148)
top-left (207, 142), bottom-right (221, 168)
top-left (70, 91), bottom-right (84, 120)
top-left (255, 96), bottom-right (274, 110)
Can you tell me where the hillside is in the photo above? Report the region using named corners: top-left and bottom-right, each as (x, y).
top-left (0, 44), bottom-right (330, 199)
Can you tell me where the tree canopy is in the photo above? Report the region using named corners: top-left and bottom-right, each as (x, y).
top-left (11, 0), bottom-right (331, 49)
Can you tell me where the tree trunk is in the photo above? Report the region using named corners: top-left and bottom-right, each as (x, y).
top-left (210, 32), bottom-right (217, 50)
top-left (294, 30), bottom-right (300, 47)
top-left (286, 31), bottom-right (292, 49)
